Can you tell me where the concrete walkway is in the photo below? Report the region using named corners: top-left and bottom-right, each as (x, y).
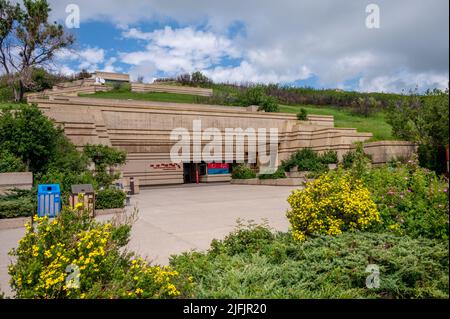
top-left (0, 183), bottom-right (298, 297)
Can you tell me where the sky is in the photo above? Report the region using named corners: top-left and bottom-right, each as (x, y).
top-left (34, 0), bottom-right (450, 92)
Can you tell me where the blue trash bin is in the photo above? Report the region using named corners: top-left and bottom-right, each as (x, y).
top-left (37, 184), bottom-right (61, 218)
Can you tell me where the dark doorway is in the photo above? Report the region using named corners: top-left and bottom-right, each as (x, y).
top-left (183, 163), bottom-right (207, 183)
top-left (183, 163), bottom-right (194, 183)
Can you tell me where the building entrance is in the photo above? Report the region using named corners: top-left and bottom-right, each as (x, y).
top-left (183, 163), bottom-right (207, 183)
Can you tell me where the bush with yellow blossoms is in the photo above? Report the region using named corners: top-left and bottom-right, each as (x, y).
top-left (8, 208), bottom-right (192, 299)
top-left (287, 171), bottom-right (381, 241)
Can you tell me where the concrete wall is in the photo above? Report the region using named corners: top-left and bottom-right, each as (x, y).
top-left (30, 96), bottom-right (378, 186)
top-left (200, 174), bottom-right (232, 183)
top-left (362, 141), bottom-right (418, 164)
top-left (26, 78), bottom-right (111, 99)
top-left (0, 172), bottom-right (33, 195)
top-left (25, 74), bottom-right (417, 187)
top-left (94, 71), bottom-right (130, 82)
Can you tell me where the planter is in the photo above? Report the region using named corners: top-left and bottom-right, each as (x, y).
top-left (289, 167), bottom-right (298, 173)
top-left (231, 178), bottom-right (304, 187)
top-left (286, 171), bottom-right (311, 178)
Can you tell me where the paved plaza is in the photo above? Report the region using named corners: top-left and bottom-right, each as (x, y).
top-left (0, 184), bottom-right (298, 297)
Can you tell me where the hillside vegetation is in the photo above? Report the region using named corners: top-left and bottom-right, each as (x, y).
top-left (81, 85), bottom-right (393, 141)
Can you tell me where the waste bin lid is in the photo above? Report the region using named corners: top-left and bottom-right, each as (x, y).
top-left (38, 184), bottom-right (61, 194)
top-left (71, 184), bottom-right (95, 194)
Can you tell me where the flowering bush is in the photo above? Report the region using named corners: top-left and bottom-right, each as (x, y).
top-left (8, 208), bottom-right (192, 299)
top-left (286, 172), bottom-right (381, 241)
top-left (362, 159), bottom-right (449, 240)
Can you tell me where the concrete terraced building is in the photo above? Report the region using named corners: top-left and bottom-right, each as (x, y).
top-left (27, 72), bottom-right (416, 187)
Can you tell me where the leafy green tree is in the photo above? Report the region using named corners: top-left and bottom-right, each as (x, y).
top-left (0, 0), bottom-right (74, 101)
top-left (191, 71), bottom-right (212, 87)
top-left (0, 149), bottom-right (26, 172)
top-left (387, 89), bottom-right (449, 173)
top-left (239, 86), bottom-right (280, 112)
top-left (0, 104), bottom-right (86, 174)
top-left (83, 144), bottom-right (127, 187)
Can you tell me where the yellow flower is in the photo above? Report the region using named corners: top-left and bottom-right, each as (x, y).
top-left (135, 288), bottom-right (143, 294)
top-left (287, 172), bottom-right (380, 241)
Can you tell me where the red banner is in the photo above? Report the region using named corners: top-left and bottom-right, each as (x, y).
top-left (207, 163), bottom-right (229, 169)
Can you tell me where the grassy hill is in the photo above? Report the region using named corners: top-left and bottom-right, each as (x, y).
top-left (81, 89), bottom-right (393, 141)
top-left (81, 90), bottom-right (201, 104)
top-left (280, 104), bottom-right (393, 141)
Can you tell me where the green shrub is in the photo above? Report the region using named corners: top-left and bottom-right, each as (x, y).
top-left (0, 196), bottom-right (35, 219)
top-left (387, 89), bottom-right (449, 174)
top-left (210, 220), bottom-right (275, 256)
top-left (0, 85), bottom-right (13, 102)
top-left (281, 148), bottom-right (328, 173)
top-left (0, 149), bottom-right (26, 173)
top-left (341, 143), bottom-right (372, 176)
top-left (319, 150), bottom-right (338, 164)
top-left (0, 189), bottom-right (36, 219)
top-left (83, 144), bottom-right (127, 188)
top-left (238, 86), bottom-right (280, 112)
top-left (258, 167), bottom-right (286, 179)
top-left (111, 82), bottom-right (131, 92)
top-left (350, 96), bottom-right (379, 117)
top-left (95, 188), bottom-right (126, 210)
top-left (257, 96), bottom-right (279, 113)
top-left (170, 225), bottom-right (449, 299)
top-left (296, 108), bottom-right (308, 120)
top-left (342, 150), bottom-right (356, 169)
top-left (190, 71), bottom-right (212, 88)
top-left (231, 164), bottom-right (256, 179)
top-left (9, 208), bottom-right (193, 299)
top-left (362, 160), bottom-right (449, 240)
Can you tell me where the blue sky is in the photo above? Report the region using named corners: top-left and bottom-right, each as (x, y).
top-left (45, 0), bottom-right (449, 93)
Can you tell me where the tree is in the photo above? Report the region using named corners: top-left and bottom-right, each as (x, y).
top-left (0, 0), bottom-right (21, 77)
top-left (191, 71), bottom-right (212, 87)
top-left (83, 144), bottom-right (127, 187)
top-left (387, 89), bottom-right (449, 174)
top-left (0, 149), bottom-right (26, 172)
top-left (0, 0), bottom-right (74, 102)
top-left (239, 86), bottom-right (280, 112)
top-left (0, 104), bottom-right (86, 174)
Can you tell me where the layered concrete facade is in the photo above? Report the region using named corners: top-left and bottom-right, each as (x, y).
top-left (26, 73), bottom-right (417, 187)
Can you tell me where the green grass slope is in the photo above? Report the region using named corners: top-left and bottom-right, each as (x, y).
top-left (80, 90), bottom-right (393, 141)
top-left (80, 90), bottom-right (201, 104)
top-left (280, 105), bottom-right (393, 141)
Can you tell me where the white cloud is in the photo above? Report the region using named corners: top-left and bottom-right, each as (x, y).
top-left (41, 0), bottom-right (450, 92)
top-left (101, 57), bottom-right (119, 73)
top-left (120, 26), bottom-right (241, 81)
top-left (79, 48), bottom-right (105, 65)
top-left (55, 47), bottom-right (105, 74)
top-left (358, 71), bottom-right (449, 93)
top-left (120, 26), bottom-right (313, 84)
